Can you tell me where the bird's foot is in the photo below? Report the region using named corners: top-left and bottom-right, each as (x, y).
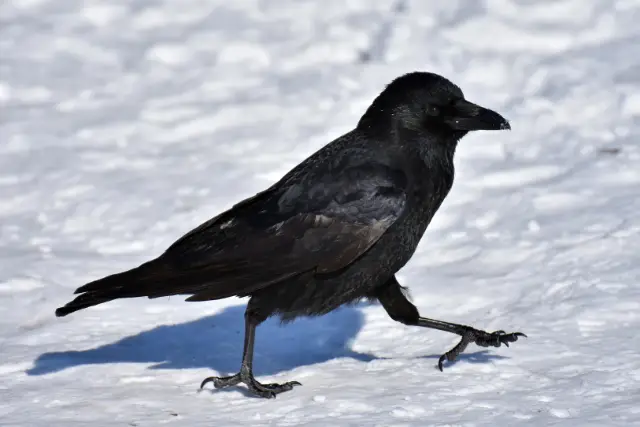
top-left (438, 328), bottom-right (526, 371)
top-left (200, 371), bottom-right (301, 399)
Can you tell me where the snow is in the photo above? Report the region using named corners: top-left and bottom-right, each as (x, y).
top-left (1, 0), bottom-right (639, 425)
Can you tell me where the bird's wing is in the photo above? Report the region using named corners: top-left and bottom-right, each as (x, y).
top-left (75, 160), bottom-right (408, 301)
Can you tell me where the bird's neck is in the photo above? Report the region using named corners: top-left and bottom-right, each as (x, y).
top-left (395, 125), bottom-right (462, 164)
top-left (356, 118), bottom-right (463, 168)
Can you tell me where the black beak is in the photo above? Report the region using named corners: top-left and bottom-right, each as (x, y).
top-left (444, 99), bottom-right (510, 131)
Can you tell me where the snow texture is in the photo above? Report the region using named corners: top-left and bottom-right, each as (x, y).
top-left (1, 0), bottom-right (640, 425)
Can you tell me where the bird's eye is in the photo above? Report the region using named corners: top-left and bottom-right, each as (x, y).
top-left (426, 106), bottom-right (440, 116)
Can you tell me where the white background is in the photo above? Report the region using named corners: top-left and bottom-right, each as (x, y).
top-left (1, 0), bottom-right (639, 425)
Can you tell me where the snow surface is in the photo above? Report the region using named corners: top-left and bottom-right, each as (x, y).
top-left (1, 0), bottom-right (640, 425)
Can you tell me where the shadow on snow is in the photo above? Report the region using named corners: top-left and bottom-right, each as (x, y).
top-left (27, 303), bottom-right (512, 378)
top-left (27, 304), bottom-right (376, 377)
top-left (420, 350), bottom-right (510, 369)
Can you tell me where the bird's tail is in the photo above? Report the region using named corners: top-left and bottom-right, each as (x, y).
top-left (54, 292), bottom-right (118, 317)
top-left (55, 259), bottom-right (169, 317)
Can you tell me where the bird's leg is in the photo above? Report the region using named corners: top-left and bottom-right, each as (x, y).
top-left (375, 276), bottom-right (526, 371)
top-left (200, 305), bottom-right (301, 399)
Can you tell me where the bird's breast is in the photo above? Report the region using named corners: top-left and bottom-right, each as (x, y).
top-left (386, 165), bottom-right (454, 268)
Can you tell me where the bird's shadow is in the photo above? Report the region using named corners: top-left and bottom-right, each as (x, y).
top-left (27, 304), bottom-right (378, 377)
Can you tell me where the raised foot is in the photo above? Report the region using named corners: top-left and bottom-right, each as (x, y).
top-left (438, 328), bottom-right (526, 371)
top-left (200, 372), bottom-right (301, 399)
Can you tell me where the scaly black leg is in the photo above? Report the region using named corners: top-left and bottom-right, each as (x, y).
top-left (200, 305), bottom-right (301, 398)
top-left (375, 276), bottom-right (526, 371)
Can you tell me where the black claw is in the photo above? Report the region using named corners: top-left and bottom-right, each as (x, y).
top-left (200, 377), bottom-right (215, 390)
top-left (200, 373), bottom-right (300, 398)
top-left (437, 327), bottom-right (526, 371)
top-left (438, 354), bottom-right (446, 372)
top-left (262, 381), bottom-right (301, 391)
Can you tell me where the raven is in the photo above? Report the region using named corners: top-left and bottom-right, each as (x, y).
top-left (56, 71), bottom-right (524, 398)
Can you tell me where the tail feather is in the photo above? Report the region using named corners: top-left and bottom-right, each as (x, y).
top-left (54, 258), bottom-right (255, 317)
top-left (74, 259), bottom-right (166, 294)
top-left (55, 254), bottom-right (310, 317)
top-left (55, 292), bottom-right (117, 317)
top-left (55, 259), bottom-right (170, 317)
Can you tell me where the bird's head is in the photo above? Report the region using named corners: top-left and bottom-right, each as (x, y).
top-left (358, 72), bottom-right (510, 140)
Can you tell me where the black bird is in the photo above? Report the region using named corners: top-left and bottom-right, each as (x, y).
top-left (56, 71), bottom-right (525, 398)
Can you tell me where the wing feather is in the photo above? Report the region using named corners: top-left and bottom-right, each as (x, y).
top-left (71, 157), bottom-right (408, 303)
